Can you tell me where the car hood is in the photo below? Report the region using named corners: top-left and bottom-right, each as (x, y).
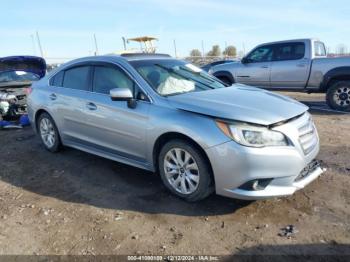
top-left (167, 84), bottom-right (308, 126)
top-left (0, 56), bottom-right (46, 78)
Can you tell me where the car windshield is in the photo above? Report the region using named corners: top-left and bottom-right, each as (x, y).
top-left (130, 59), bottom-right (226, 96)
top-left (0, 70), bottom-right (39, 83)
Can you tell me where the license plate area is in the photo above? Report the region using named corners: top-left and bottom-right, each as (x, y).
top-left (295, 159), bottom-right (322, 182)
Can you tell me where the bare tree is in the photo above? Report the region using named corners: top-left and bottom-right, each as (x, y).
top-left (207, 45), bottom-right (221, 57)
top-left (337, 44), bottom-right (348, 56)
top-left (190, 49), bottom-right (202, 57)
top-left (223, 45), bottom-right (237, 57)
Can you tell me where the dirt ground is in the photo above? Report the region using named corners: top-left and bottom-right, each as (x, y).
top-left (0, 92), bottom-right (349, 257)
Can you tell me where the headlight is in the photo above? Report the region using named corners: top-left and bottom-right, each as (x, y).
top-left (216, 120), bottom-right (289, 147)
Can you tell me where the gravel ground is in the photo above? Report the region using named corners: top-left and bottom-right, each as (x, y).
top-left (0, 92), bottom-right (349, 256)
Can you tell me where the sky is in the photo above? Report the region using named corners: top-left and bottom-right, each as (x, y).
top-left (1, 0), bottom-right (350, 62)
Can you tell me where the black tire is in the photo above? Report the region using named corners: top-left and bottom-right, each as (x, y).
top-left (158, 139), bottom-right (213, 202)
top-left (216, 75), bottom-right (233, 86)
top-left (326, 81), bottom-right (350, 112)
top-left (37, 112), bottom-right (62, 152)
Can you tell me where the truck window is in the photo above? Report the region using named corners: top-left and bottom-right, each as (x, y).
top-left (273, 43), bottom-right (305, 61)
top-left (246, 45), bottom-right (274, 63)
top-left (314, 41), bottom-right (326, 56)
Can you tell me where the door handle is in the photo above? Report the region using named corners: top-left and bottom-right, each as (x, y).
top-left (297, 64), bottom-right (306, 67)
top-left (49, 93), bottom-right (57, 100)
top-left (86, 102), bottom-right (97, 110)
top-left (261, 65), bottom-right (269, 68)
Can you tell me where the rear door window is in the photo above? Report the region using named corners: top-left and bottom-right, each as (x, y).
top-left (62, 66), bottom-right (90, 91)
top-left (273, 43), bottom-right (305, 61)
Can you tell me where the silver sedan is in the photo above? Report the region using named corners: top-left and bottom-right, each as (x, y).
top-left (27, 54), bottom-right (324, 201)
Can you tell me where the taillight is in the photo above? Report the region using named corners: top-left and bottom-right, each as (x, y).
top-left (26, 87), bottom-right (33, 95)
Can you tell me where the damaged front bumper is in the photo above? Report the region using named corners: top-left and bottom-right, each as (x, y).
top-left (205, 111), bottom-right (325, 200)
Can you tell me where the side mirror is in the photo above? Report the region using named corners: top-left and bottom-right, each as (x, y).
top-left (110, 88), bottom-right (136, 108)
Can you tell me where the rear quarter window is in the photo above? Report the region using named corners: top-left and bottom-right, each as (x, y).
top-left (50, 71), bottom-right (64, 87)
top-left (314, 41), bottom-right (326, 56)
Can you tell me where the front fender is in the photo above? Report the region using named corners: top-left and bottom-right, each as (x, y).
top-left (145, 105), bottom-right (230, 171)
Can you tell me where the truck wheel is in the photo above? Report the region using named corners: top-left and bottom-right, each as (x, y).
top-left (326, 81), bottom-right (350, 112)
top-left (158, 139), bottom-right (213, 202)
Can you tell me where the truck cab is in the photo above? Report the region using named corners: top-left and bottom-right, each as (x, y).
top-left (210, 39), bottom-right (350, 112)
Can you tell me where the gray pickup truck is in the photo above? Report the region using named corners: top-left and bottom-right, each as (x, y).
top-left (210, 39), bottom-right (350, 111)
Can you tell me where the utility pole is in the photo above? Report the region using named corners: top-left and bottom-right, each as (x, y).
top-left (93, 34), bottom-right (99, 55)
top-left (36, 31), bottom-right (44, 58)
top-left (173, 39), bottom-right (177, 58)
top-left (201, 40), bottom-right (205, 57)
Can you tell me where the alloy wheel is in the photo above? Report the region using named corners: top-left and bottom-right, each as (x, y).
top-left (163, 148), bottom-right (200, 194)
top-left (334, 86), bottom-right (350, 107)
top-left (39, 117), bottom-right (56, 148)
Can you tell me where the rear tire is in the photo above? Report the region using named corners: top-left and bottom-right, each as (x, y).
top-left (326, 81), bottom-right (350, 112)
top-left (158, 139), bottom-right (213, 202)
top-left (37, 112), bottom-right (61, 152)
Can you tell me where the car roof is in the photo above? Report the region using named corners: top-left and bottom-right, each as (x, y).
top-left (120, 53), bottom-right (171, 61)
top-left (46, 54), bottom-right (178, 80)
top-left (60, 54), bottom-right (173, 68)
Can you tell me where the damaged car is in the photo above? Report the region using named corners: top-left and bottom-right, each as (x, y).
top-left (0, 56), bottom-right (46, 121)
top-left (28, 54), bottom-right (324, 202)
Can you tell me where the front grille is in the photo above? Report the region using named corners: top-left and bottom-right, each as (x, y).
top-left (298, 116), bottom-right (318, 155)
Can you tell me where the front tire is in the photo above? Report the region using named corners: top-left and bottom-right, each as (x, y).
top-left (37, 112), bottom-right (61, 152)
top-left (158, 139), bottom-right (213, 202)
top-left (326, 81), bottom-right (350, 112)
top-left (216, 75), bottom-right (233, 86)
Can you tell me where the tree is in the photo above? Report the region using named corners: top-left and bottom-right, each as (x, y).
top-left (223, 45), bottom-right (237, 57)
top-left (207, 45), bottom-right (221, 57)
top-left (190, 49), bottom-right (202, 57)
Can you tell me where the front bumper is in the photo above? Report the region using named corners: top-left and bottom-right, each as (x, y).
top-left (226, 163), bottom-right (324, 200)
top-left (205, 113), bottom-right (324, 200)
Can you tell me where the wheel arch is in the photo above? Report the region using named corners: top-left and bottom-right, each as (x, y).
top-left (152, 132), bottom-right (215, 185)
top-left (212, 70), bottom-right (235, 84)
top-left (34, 109), bottom-right (50, 132)
top-left (321, 67), bottom-right (350, 91)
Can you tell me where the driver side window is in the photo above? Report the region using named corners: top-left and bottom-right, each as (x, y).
top-left (247, 45), bottom-right (273, 63)
top-left (93, 66), bottom-right (134, 95)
